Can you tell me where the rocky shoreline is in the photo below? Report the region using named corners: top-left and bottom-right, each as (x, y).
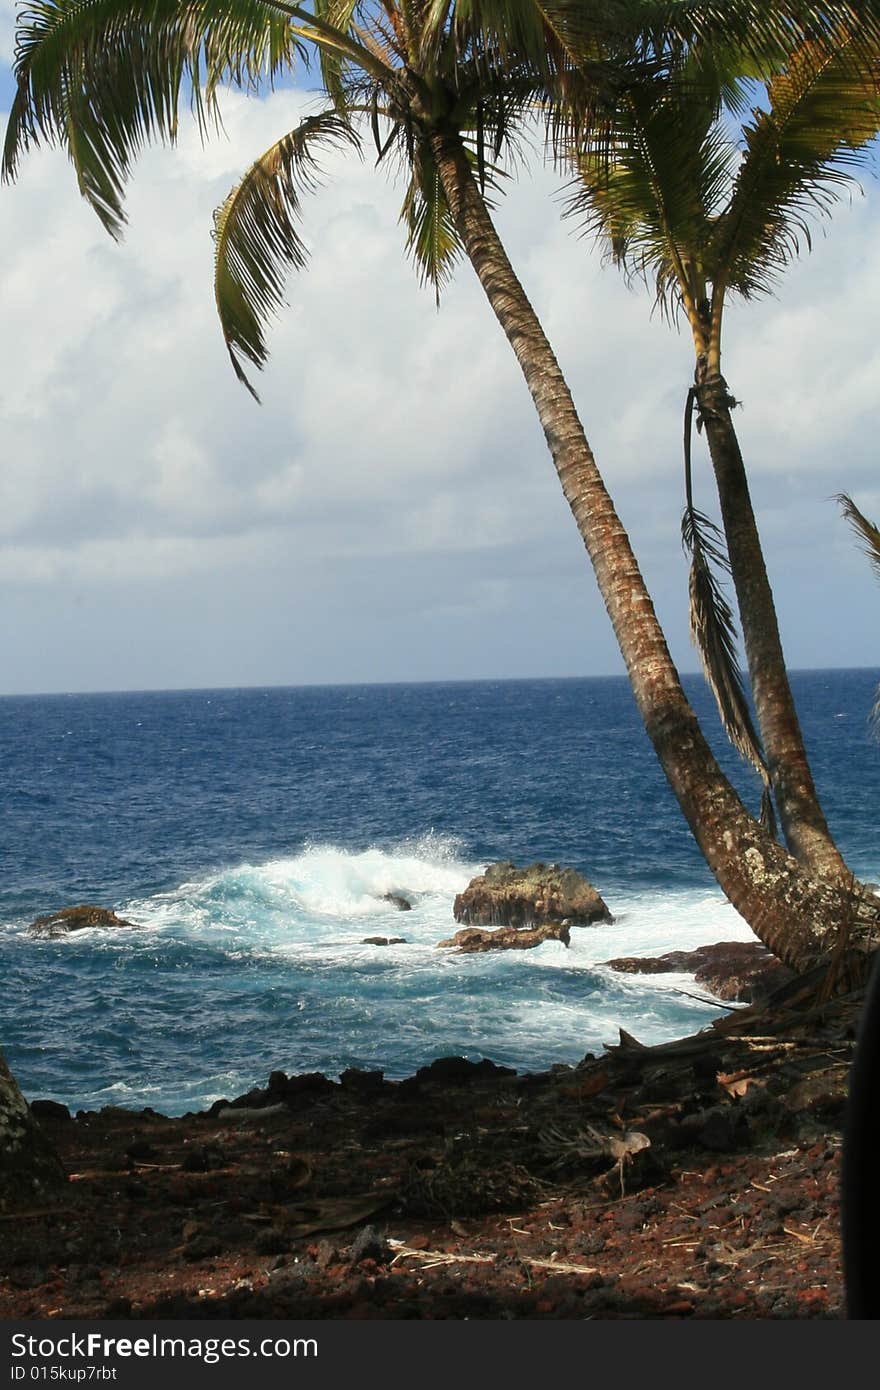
top-left (0, 982), bottom-right (858, 1320)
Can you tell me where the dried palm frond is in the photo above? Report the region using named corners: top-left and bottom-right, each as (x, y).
top-left (837, 492), bottom-right (880, 583)
top-left (683, 390), bottom-right (776, 834)
top-left (836, 493), bottom-right (880, 730)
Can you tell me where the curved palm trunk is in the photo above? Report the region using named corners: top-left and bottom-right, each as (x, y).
top-left (430, 127), bottom-right (871, 975)
top-left (695, 370), bottom-right (848, 882)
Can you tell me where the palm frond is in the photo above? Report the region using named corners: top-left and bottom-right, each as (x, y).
top-left (712, 29), bottom-right (880, 299)
top-left (837, 492), bottom-right (880, 584)
top-left (400, 138), bottom-right (464, 298)
top-left (2, 0), bottom-right (305, 234)
top-left (837, 491), bottom-right (880, 731)
top-left (312, 0), bottom-right (361, 107)
top-left (213, 110), bottom-right (361, 396)
top-left (566, 74), bottom-right (737, 319)
top-left (682, 502), bottom-right (774, 816)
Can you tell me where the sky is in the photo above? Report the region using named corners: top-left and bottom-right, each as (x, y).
top-left (1, 5), bottom-right (879, 696)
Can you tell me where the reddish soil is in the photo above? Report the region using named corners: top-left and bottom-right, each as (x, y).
top-left (0, 996), bottom-right (856, 1320)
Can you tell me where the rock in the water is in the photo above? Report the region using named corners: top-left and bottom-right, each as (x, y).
top-left (438, 922), bottom-right (571, 953)
top-left (453, 861), bottom-right (610, 928)
top-left (381, 893), bottom-right (412, 911)
top-left (28, 905), bottom-right (136, 939)
top-left (605, 941), bottom-right (793, 1004)
top-left (361, 936), bottom-right (407, 946)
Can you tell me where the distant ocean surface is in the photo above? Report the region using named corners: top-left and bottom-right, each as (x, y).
top-left (2, 671), bottom-right (878, 1115)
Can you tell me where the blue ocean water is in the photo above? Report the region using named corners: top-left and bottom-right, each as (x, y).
top-left (1, 671), bottom-right (877, 1114)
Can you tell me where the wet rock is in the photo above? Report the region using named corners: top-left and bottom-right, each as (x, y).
top-left (438, 922), bottom-right (571, 953)
top-left (28, 905), bottom-right (137, 939)
top-left (453, 861), bottom-right (611, 929)
top-left (381, 894), bottom-right (412, 912)
top-left (605, 940), bottom-right (793, 1003)
top-left (361, 936), bottom-right (407, 946)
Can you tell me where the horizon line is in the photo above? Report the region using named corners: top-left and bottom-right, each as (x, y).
top-left (2, 664), bottom-right (879, 701)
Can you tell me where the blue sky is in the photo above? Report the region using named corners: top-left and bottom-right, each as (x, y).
top-left (2, 4), bottom-right (880, 695)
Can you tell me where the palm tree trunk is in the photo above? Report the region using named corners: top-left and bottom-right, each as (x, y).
top-left (695, 370), bottom-right (848, 882)
top-left (430, 127), bottom-right (871, 975)
top-left (1, 1049), bottom-right (65, 1210)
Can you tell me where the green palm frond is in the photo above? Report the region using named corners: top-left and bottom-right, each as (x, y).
top-left (400, 139), bottom-right (464, 297)
top-left (425, 2), bottom-right (880, 76)
top-left (566, 75), bottom-right (737, 318)
top-left (2, 0), bottom-right (305, 235)
top-left (837, 492), bottom-right (880, 583)
top-left (712, 30), bottom-right (880, 299)
top-left (312, 0), bottom-right (362, 106)
top-left (213, 110), bottom-right (361, 396)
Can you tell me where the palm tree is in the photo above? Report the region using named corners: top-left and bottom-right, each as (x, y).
top-left (0, 1048), bottom-right (65, 1209)
top-left (4, 0), bottom-right (879, 980)
top-left (566, 17), bottom-right (880, 882)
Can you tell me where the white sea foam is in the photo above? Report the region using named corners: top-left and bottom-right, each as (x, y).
top-left (123, 840), bottom-right (752, 978)
top-left (22, 840), bottom-right (760, 1111)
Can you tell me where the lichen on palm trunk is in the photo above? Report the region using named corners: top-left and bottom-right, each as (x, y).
top-left (0, 1050), bottom-right (65, 1210)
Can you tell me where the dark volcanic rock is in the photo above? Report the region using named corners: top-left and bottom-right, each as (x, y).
top-left (29, 1100), bottom-right (72, 1123)
top-left (605, 940), bottom-right (793, 1004)
top-left (361, 936), bottom-right (407, 946)
top-left (414, 1057), bottom-right (516, 1086)
top-left (438, 922), bottom-right (571, 952)
top-left (28, 905), bottom-right (136, 939)
top-left (381, 894), bottom-right (412, 912)
top-left (339, 1068), bottom-right (387, 1096)
top-left (453, 861), bottom-right (610, 929)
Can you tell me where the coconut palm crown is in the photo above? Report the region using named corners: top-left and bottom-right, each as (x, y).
top-left (3, 0), bottom-right (869, 394)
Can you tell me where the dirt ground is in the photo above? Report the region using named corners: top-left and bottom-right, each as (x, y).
top-left (0, 994), bottom-right (856, 1320)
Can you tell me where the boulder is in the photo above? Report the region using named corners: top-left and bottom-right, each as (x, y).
top-left (453, 861), bottom-right (610, 928)
top-left (28, 904), bottom-right (136, 939)
top-left (438, 922), bottom-right (571, 953)
top-left (605, 941), bottom-right (793, 1004)
top-left (361, 937), bottom-right (407, 946)
top-left (381, 893), bottom-right (412, 912)
top-left (414, 1057), bottom-right (517, 1085)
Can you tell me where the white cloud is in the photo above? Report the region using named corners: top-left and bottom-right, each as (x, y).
top-left (0, 0), bottom-right (14, 64)
top-left (2, 76), bottom-right (880, 691)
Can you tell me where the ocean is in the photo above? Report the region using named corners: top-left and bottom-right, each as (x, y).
top-left (1, 670), bottom-right (877, 1115)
